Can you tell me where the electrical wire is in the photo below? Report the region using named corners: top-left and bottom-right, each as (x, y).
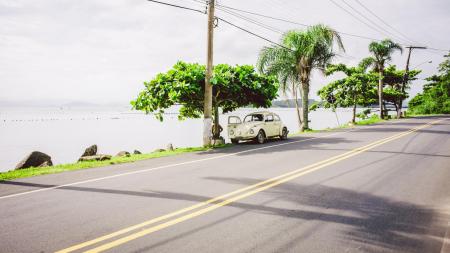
top-left (150, 0), bottom-right (449, 55)
top-left (352, 0), bottom-right (422, 45)
top-left (216, 6), bottom-right (283, 34)
top-left (216, 2), bottom-right (449, 54)
top-left (147, 0), bottom-right (205, 14)
top-left (328, 0), bottom-right (404, 43)
top-left (217, 3), bottom-right (392, 43)
top-left (216, 17), bottom-right (291, 50)
top-left (338, 0), bottom-right (411, 44)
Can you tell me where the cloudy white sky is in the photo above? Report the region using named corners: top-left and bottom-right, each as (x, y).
top-left (0, 0), bottom-right (449, 106)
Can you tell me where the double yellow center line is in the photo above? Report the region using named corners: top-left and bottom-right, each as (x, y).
top-left (56, 119), bottom-right (442, 253)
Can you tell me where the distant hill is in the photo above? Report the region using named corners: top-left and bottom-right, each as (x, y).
top-left (0, 99), bottom-right (129, 109)
top-left (271, 99), bottom-right (317, 108)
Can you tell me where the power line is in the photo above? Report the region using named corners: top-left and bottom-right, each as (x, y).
top-left (216, 6), bottom-right (360, 59)
top-left (217, 4), bottom-right (309, 28)
top-left (216, 6), bottom-right (283, 34)
top-left (216, 3), bottom-right (450, 54)
top-left (217, 3), bottom-right (390, 43)
top-left (352, 0), bottom-right (422, 45)
top-left (146, 0), bottom-right (290, 50)
top-left (328, 0), bottom-right (406, 43)
top-left (147, 0), bottom-right (205, 14)
top-left (216, 17), bottom-right (291, 50)
top-left (148, 0), bottom-right (449, 56)
top-left (339, 0), bottom-right (412, 44)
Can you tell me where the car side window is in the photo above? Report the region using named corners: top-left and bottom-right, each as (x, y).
top-left (254, 114), bottom-right (264, 121)
top-left (274, 115), bottom-right (280, 121)
top-left (266, 115), bottom-right (274, 122)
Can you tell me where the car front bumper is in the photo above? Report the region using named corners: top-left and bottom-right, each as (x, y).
top-left (228, 129), bottom-right (258, 140)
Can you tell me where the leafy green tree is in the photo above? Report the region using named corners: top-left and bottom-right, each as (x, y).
top-left (408, 54), bottom-right (450, 114)
top-left (382, 65), bottom-right (420, 116)
top-left (366, 39), bottom-right (403, 119)
top-left (318, 59), bottom-right (378, 123)
top-left (257, 24), bottom-right (344, 131)
top-left (131, 61), bottom-right (279, 139)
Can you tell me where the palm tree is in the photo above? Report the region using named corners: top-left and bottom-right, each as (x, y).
top-left (258, 24), bottom-right (344, 131)
top-left (367, 39), bottom-right (403, 119)
top-left (257, 47), bottom-right (303, 130)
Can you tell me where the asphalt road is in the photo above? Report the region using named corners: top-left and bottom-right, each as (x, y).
top-left (1, 116), bottom-right (449, 253)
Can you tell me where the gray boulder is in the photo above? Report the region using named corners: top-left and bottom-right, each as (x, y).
top-left (81, 145), bottom-right (97, 157)
top-left (38, 161), bottom-right (52, 167)
top-left (153, 148), bottom-right (165, 153)
top-left (133, 150), bottom-right (142, 155)
top-left (116, 151), bottom-right (130, 157)
top-left (15, 151), bottom-right (53, 170)
top-left (78, 154), bottom-right (111, 162)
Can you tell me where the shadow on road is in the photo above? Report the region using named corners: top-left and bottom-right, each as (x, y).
top-left (2, 177), bottom-right (447, 252)
top-left (198, 117), bottom-right (449, 158)
top-left (198, 135), bottom-right (358, 157)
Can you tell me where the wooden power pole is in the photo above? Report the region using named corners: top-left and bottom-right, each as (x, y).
top-left (398, 46), bottom-right (426, 118)
top-left (203, 0), bottom-right (215, 146)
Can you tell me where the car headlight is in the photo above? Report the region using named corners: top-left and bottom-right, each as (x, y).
top-left (230, 130), bottom-right (234, 135)
top-left (249, 129), bottom-right (254, 134)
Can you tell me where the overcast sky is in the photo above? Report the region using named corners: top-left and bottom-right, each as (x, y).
top-left (0, 0), bottom-right (449, 106)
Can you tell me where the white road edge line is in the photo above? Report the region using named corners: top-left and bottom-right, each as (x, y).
top-left (0, 117), bottom-right (421, 200)
top-left (441, 222), bottom-right (450, 253)
top-left (0, 131), bottom-right (354, 200)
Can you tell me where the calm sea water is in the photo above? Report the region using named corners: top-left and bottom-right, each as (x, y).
top-left (0, 106), bottom-right (359, 172)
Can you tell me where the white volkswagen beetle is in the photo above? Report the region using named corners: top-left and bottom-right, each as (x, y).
top-left (227, 111), bottom-right (289, 144)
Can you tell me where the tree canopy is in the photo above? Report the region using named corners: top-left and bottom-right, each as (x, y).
top-left (408, 55), bottom-right (450, 114)
top-left (131, 61), bottom-right (279, 122)
top-left (318, 59), bottom-right (378, 123)
top-left (382, 65), bottom-right (421, 114)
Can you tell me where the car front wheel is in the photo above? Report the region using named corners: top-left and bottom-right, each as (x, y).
top-left (256, 130), bottom-right (266, 144)
top-left (231, 138), bottom-right (239, 144)
top-left (280, 127), bottom-right (288, 140)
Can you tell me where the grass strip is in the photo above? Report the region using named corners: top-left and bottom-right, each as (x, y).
top-left (0, 144), bottom-right (230, 181)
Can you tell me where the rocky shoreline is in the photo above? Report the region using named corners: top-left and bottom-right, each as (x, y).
top-left (14, 143), bottom-right (176, 171)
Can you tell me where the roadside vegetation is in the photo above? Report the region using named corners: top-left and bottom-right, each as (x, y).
top-left (289, 113), bottom-right (385, 136)
top-left (0, 145), bottom-right (230, 181)
top-left (408, 54), bottom-right (450, 115)
top-left (132, 62), bottom-right (279, 140)
top-left (354, 114), bottom-right (385, 125)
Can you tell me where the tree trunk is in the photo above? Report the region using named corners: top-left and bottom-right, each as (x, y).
top-left (301, 82), bottom-right (310, 131)
top-left (393, 103), bottom-right (399, 117)
top-left (397, 99), bottom-right (403, 119)
top-left (212, 104), bottom-right (220, 139)
top-left (352, 103), bottom-right (357, 124)
top-left (293, 83), bottom-right (302, 132)
top-left (352, 93), bottom-right (357, 123)
top-left (378, 69), bottom-right (384, 119)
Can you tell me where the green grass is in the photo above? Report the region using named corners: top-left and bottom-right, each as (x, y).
top-left (405, 113), bottom-right (447, 118)
top-left (354, 115), bottom-right (385, 125)
top-left (289, 115), bottom-right (386, 136)
top-left (0, 144), bottom-right (231, 181)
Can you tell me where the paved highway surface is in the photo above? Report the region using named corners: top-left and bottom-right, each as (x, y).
top-left (1, 116), bottom-right (449, 253)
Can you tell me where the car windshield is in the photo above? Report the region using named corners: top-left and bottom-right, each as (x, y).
top-left (243, 114), bottom-right (264, 122)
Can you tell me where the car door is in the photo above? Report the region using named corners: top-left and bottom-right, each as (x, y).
top-left (273, 114), bottom-right (282, 135)
top-left (227, 116), bottom-right (241, 138)
top-left (264, 114), bottom-right (276, 137)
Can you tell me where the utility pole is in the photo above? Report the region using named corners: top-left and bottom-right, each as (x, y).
top-left (203, 0), bottom-right (215, 146)
top-left (398, 46), bottom-right (426, 118)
